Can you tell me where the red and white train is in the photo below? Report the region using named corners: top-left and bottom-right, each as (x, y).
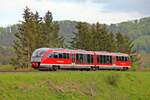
top-left (31, 48), bottom-right (131, 71)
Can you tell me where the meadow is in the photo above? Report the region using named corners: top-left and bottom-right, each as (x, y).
top-left (0, 71), bottom-right (150, 100)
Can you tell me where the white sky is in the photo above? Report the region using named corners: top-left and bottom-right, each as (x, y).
top-left (0, 0), bottom-right (149, 27)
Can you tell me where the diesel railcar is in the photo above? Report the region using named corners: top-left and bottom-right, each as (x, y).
top-left (31, 48), bottom-right (131, 71)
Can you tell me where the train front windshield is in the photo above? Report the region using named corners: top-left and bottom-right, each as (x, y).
top-left (31, 48), bottom-right (49, 62)
top-left (32, 49), bottom-right (46, 57)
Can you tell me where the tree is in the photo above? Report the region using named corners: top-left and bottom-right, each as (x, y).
top-left (71, 22), bottom-right (116, 51)
top-left (116, 32), bottom-right (133, 54)
top-left (93, 23), bottom-right (110, 51)
top-left (12, 7), bottom-right (64, 67)
top-left (42, 11), bottom-right (64, 47)
top-left (71, 22), bottom-right (90, 50)
top-left (12, 7), bottom-right (36, 67)
top-left (107, 32), bottom-right (117, 52)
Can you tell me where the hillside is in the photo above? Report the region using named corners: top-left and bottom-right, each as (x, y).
top-left (109, 17), bottom-right (150, 53)
top-left (0, 71), bottom-right (150, 100)
top-left (58, 20), bottom-right (77, 46)
top-left (0, 17), bottom-right (150, 53)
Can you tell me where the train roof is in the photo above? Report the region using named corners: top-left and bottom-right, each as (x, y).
top-left (95, 51), bottom-right (129, 56)
top-left (34, 48), bottom-right (129, 56)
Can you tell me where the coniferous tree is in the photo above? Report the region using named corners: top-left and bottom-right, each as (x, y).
top-left (43, 11), bottom-right (64, 47)
top-left (12, 7), bottom-right (36, 67)
top-left (107, 32), bottom-right (117, 52)
top-left (72, 22), bottom-right (117, 51)
top-left (71, 22), bottom-right (90, 50)
top-left (90, 23), bottom-right (110, 51)
top-left (12, 7), bottom-right (64, 67)
top-left (71, 22), bottom-right (133, 53)
top-left (116, 32), bottom-right (133, 53)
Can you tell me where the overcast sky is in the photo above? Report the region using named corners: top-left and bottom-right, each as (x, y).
top-left (0, 0), bottom-right (150, 27)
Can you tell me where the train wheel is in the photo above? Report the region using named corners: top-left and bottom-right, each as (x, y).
top-left (52, 66), bottom-right (59, 71)
top-left (91, 67), bottom-right (96, 71)
top-left (123, 67), bottom-right (128, 71)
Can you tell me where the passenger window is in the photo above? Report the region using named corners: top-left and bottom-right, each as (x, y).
top-left (87, 55), bottom-right (90, 63)
top-left (116, 56), bottom-right (119, 61)
top-left (119, 57), bottom-right (121, 61)
top-left (63, 53), bottom-right (67, 58)
top-left (100, 55), bottom-right (103, 64)
top-left (109, 56), bottom-right (112, 64)
top-left (62, 53), bottom-right (70, 59)
top-left (79, 54), bottom-right (83, 63)
top-left (124, 57), bottom-right (126, 61)
top-left (126, 57), bottom-right (129, 61)
top-left (76, 54), bottom-right (83, 63)
top-left (48, 53), bottom-right (53, 58)
top-left (124, 57), bottom-right (129, 61)
top-left (116, 56), bottom-right (129, 61)
top-left (66, 53), bottom-right (70, 58)
top-left (86, 54), bottom-right (93, 64)
top-left (59, 53), bottom-right (63, 58)
top-left (54, 53), bottom-right (59, 58)
top-left (122, 56), bottom-right (124, 61)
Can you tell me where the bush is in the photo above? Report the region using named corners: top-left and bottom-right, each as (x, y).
top-left (130, 54), bottom-right (141, 71)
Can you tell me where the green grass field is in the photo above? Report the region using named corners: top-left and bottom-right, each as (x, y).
top-left (0, 71), bottom-right (150, 100)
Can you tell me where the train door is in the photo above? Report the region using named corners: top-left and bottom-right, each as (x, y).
top-left (71, 52), bottom-right (76, 69)
top-left (112, 56), bottom-right (116, 66)
top-left (72, 53), bottom-right (75, 63)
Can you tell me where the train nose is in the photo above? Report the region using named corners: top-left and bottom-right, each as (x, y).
top-left (32, 62), bottom-right (39, 68)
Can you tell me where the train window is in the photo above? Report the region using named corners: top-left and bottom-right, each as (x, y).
top-left (66, 53), bottom-right (70, 58)
top-left (116, 56), bottom-right (119, 61)
top-left (48, 52), bottom-right (70, 59)
top-left (63, 53), bottom-right (70, 59)
top-left (48, 53), bottom-right (53, 58)
top-left (80, 54), bottom-right (83, 63)
top-left (116, 56), bottom-right (129, 61)
top-left (48, 52), bottom-right (58, 58)
top-left (63, 53), bottom-right (67, 58)
top-left (124, 57), bottom-right (127, 61)
top-left (127, 57), bottom-right (129, 61)
top-left (83, 55), bottom-right (87, 63)
top-left (119, 56), bottom-right (122, 61)
top-left (116, 56), bottom-right (121, 61)
top-left (59, 53), bottom-right (63, 58)
top-left (106, 56), bottom-right (112, 64)
top-left (98, 55), bottom-right (112, 64)
top-left (124, 57), bottom-right (129, 61)
top-left (54, 52), bottom-right (59, 58)
top-left (109, 56), bottom-right (112, 64)
top-left (122, 56), bottom-right (124, 61)
top-left (86, 54), bottom-right (93, 64)
top-left (106, 56), bottom-right (109, 64)
top-left (32, 49), bottom-right (47, 57)
top-left (100, 55), bottom-right (103, 64)
top-left (76, 54), bottom-right (83, 63)
top-left (98, 55), bottom-right (103, 64)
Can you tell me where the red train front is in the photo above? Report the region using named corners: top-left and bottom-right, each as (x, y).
top-left (31, 48), bottom-right (131, 71)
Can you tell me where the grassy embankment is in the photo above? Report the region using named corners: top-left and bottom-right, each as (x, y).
top-left (0, 71), bottom-right (150, 100)
top-left (0, 65), bottom-right (34, 71)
